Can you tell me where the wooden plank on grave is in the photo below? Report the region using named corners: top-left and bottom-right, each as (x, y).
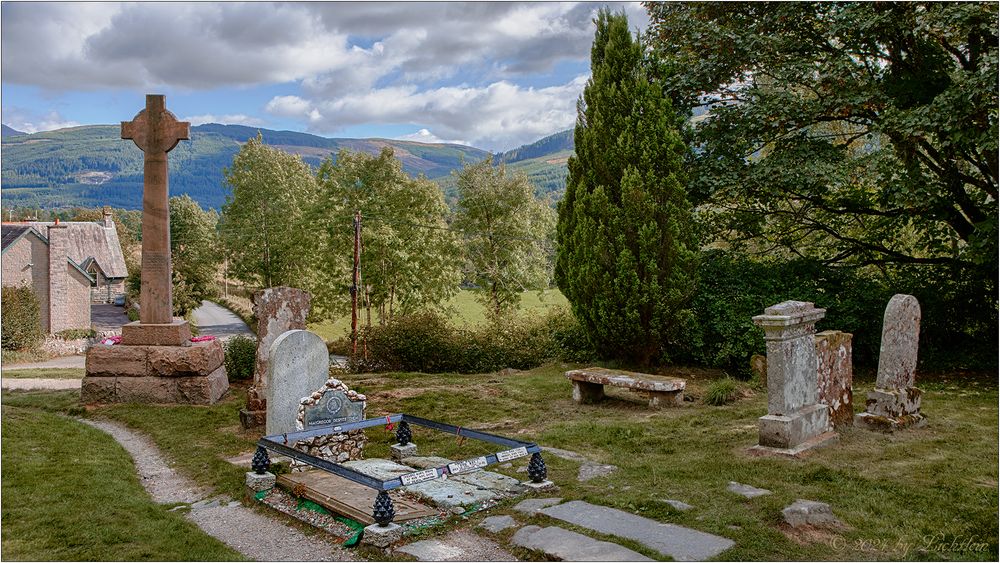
top-left (277, 470), bottom-right (437, 525)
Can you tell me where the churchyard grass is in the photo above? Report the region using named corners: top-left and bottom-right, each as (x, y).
top-left (2, 368), bottom-right (85, 379)
top-left (0, 392), bottom-right (243, 561)
top-left (3, 368), bottom-right (995, 560)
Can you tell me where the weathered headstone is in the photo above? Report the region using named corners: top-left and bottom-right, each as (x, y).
top-left (815, 330), bottom-right (853, 428)
top-left (750, 301), bottom-right (837, 456)
top-left (81, 94), bottom-right (227, 405)
top-left (264, 330), bottom-right (330, 436)
top-left (292, 377), bottom-right (367, 466)
top-left (856, 294), bottom-right (926, 431)
top-left (240, 287), bottom-right (311, 428)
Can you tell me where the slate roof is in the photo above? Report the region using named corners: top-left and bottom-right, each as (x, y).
top-left (28, 220), bottom-right (128, 279)
top-left (1, 224), bottom-right (34, 251)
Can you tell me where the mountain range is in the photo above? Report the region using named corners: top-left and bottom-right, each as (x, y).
top-left (1, 123), bottom-right (573, 210)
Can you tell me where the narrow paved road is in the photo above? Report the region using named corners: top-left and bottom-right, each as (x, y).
top-left (191, 300), bottom-right (254, 340)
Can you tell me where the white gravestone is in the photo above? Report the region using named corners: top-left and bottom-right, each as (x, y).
top-left (265, 330), bottom-right (330, 436)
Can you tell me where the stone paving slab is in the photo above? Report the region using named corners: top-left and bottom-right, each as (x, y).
top-left (479, 515), bottom-right (518, 533)
top-left (728, 481), bottom-right (772, 498)
top-left (512, 497), bottom-right (563, 515)
top-left (538, 500), bottom-right (734, 561)
top-left (511, 525), bottom-right (652, 561)
top-left (396, 529), bottom-right (516, 561)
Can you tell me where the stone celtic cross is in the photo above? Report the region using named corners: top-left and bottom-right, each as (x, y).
top-left (122, 94), bottom-right (190, 325)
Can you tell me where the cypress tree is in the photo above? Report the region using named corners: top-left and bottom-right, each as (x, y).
top-left (555, 9), bottom-right (698, 365)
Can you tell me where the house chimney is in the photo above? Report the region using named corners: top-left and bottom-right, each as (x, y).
top-left (102, 206), bottom-right (113, 228)
top-left (47, 224), bottom-right (70, 334)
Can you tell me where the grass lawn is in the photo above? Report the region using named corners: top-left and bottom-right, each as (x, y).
top-left (309, 288), bottom-right (568, 340)
top-left (3, 368), bottom-right (995, 561)
top-left (0, 393), bottom-right (243, 561)
top-left (2, 368), bottom-right (85, 379)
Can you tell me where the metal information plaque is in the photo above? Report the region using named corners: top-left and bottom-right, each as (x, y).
top-left (448, 457), bottom-right (488, 475)
top-left (496, 446), bottom-right (529, 462)
top-left (400, 468), bottom-right (439, 486)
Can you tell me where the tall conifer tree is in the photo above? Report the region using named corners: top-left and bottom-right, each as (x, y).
top-left (555, 9), bottom-right (698, 365)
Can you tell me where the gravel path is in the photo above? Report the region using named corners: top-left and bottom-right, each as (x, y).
top-left (80, 419), bottom-right (356, 561)
top-left (2, 378), bottom-right (82, 391)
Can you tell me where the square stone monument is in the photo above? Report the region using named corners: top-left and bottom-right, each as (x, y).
top-left (749, 301), bottom-right (837, 456)
top-left (81, 94), bottom-right (227, 405)
top-left (855, 294), bottom-right (926, 431)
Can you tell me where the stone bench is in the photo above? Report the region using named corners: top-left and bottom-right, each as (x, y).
top-left (565, 368), bottom-right (685, 408)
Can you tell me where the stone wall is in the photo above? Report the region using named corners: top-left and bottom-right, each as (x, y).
top-left (1, 233), bottom-right (51, 332)
top-left (292, 377), bottom-right (367, 468)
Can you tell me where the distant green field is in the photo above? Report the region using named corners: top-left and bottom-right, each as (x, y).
top-left (309, 288), bottom-right (568, 341)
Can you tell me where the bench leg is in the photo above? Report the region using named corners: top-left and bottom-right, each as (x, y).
top-left (572, 381), bottom-right (605, 404)
top-left (648, 390), bottom-right (684, 408)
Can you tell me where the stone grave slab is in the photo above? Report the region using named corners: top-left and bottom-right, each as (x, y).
top-left (538, 500), bottom-right (735, 561)
top-left (479, 515), bottom-right (517, 533)
top-left (276, 470), bottom-right (435, 525)
top-left (511, 525), bottom-right (653, 561)
top-left (342, 459), bottom-right (523, 509)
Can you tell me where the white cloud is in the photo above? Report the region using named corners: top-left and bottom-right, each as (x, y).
top-left (2, 109), bottom-right (81, 134)
top-left (395, 129), bottom-right (469, 146)
top-left (181, 114), bottom-right (264, 127)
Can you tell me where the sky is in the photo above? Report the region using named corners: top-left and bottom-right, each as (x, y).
top-left (1, 1), bottom-right (649, 152)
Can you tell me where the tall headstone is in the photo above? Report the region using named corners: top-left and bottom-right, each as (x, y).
top-left (750, 301), bottom-right (837, 456)
top-left (240, 287), bottom-right (311, 428)
top-left (815, 331), bottom-right (853, 428)
top-left (265, 330), bottom-right (330, 436)
top-left (120, 94), bottom-right (192, 346)
top-left (81, 95), bottom-right (227, 405)
top-left (856, 294), bottom-right (926, 431)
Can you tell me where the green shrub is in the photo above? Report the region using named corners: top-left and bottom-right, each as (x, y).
top-left (674, 251), bottom-right (997, 374)
top-left (354, 306), bottom-right (596, 374)
top-left (704, 378), bottom-right (741, 406)
top-left (2, 286), bottom-right (43, 351)
top-left (126, 308), bottom-right (139, 322)
top-left (224, 334), bottom-right (257, 380)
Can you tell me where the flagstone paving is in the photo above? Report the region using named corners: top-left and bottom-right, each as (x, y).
top-left (511, 525), bottom-right (653, 561)
top-left (538, 500), bottom-right (735, 561)
top-left (396, 529), bottom-right (515, 561)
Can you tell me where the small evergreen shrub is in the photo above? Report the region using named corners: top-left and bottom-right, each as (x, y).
top-left (1, 286), bottom-right (43, 351)
top-left (704, 378), bottom-right (741, 406)
top-left (224, 334), bottom-right (257, 380)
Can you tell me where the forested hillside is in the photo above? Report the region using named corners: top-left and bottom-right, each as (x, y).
top-left (0, 124), bottom-right (572, 210)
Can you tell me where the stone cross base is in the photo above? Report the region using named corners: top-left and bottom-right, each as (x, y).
top-left (121, 320), bottom-right (192, 346)
top-left (757, 403), bottom-right (835, 450)
top-left (854, 387), bottom-right (926, 432)
top-left (81, 339), bottom-right (229, 405)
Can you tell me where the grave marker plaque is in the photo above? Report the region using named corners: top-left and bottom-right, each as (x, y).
top-left (303, 389), bottom-right (365, 428)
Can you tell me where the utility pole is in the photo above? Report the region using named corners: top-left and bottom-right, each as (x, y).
top-left (351, 210), bottom-right (361, 356)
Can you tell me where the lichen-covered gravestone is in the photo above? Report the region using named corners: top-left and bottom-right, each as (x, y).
top-left (264, 330), bottom-right (330, 436)
top-left (292, 377), bottom-right (367, 467)
top-left (750, 301), bottom-right (838, 456)
top-left (855, 294), bottom-right (926, 431)
top-left (240, 287), bottom-right (311, 428)
top-left (815, 330), bottom-right (853, 428)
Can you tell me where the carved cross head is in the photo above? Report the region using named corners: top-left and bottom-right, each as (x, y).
top-left (121, 94), bottom-right (190, 154)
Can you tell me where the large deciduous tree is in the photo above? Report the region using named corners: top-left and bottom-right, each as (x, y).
top-left (556, 9), bottom-right (699, 365)
top-left (310, 147), bottom-right (461, 321)
top-left (220, 133), bottom-right (318, 289)
top-left (169, 195), bottom-right (221, 315)
top-left (645, 2), bottom-right (998, 271)
top-left (453, 158), bottom-right (555, 316)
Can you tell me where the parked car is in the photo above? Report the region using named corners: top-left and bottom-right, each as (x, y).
top-left (113, 294), bottom-right (126, 306)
